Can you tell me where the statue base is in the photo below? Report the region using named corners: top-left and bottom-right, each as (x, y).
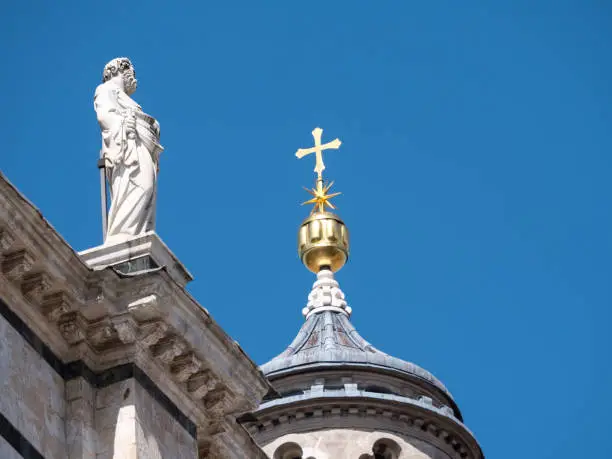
top-left (78, 231), bottom-right (193, 287)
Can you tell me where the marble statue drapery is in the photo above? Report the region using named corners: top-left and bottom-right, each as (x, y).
top-left (94, 72), bottom-right (163, 244)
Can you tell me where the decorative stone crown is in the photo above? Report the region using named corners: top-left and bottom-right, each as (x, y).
top-left (302, 269), bottom-right (352, 318)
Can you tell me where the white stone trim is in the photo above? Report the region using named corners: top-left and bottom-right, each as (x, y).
top-left (302, 269), bottom-right (352, 318)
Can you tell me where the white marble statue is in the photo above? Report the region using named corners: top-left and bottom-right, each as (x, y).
top-left (94, 57), bottom-right (163, 244)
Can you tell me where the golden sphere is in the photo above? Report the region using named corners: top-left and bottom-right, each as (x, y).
top-left (298, 212), bottom-right (349, 273)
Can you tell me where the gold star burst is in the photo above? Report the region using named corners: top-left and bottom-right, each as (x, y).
top-left (302, 180), bottom-right (342, 214)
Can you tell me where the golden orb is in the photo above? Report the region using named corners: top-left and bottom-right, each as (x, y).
top-left (298, 212), bottom-right (349, 273)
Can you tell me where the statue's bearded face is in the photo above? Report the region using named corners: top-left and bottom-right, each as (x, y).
top-left (122, 67), bottom-right (138, 95)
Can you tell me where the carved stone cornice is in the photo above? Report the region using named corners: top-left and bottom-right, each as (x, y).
top-left (247, 393), bottom-right (481, 459)
top-left (32, 284), bottom-right (266, 423)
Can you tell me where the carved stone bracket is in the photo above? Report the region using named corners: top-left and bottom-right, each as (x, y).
top-left (171, 352), bottom-right (203, 382)
top-left (188, 370), bottom-right (219, 400)
top-left (139, 320), bottom-right (168, 347)
top-left (204, 387), bottom-right (234, 416)
top-left (87, 319), bottom-right (117, 349)
top-left (58, 312), bottom-right (87, 345)
top-left (111, 315), bottom-right (138, 344)
top-left (42, 291), bottom-right (73, 322)
top-left (2, 249), bottom-right (34, 281)
top-left (21, 272), bottom-right (52, 305)
top-left (152, 336), bottom-right (186, 364)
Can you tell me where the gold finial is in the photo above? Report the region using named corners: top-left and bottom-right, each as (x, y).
top-left (302, 181), bottom-right (341, 214)
top-left (295, 127), bottom-right (349, 273)
top-left (296, 127), bottom-right (343, 214)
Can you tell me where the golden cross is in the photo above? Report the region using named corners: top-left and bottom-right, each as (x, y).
top-left (295, 127), bottom-right (342, 180)
top-left (295, 127), bottom-right (343, 214)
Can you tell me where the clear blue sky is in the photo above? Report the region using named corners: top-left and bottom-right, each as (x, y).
top-left (2, 1), bottom-right (610, 457)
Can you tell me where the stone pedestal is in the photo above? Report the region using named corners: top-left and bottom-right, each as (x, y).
top-left (79, 231), bottom-right (193, 288)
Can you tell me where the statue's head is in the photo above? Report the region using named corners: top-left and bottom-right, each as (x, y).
top-left (102, 57), bottom-right (138, 95)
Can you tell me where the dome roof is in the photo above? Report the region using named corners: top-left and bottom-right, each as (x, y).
top-left (249, 271), bottom-right (483, 458)
top-left (261, 271), bottom-right (453, 400)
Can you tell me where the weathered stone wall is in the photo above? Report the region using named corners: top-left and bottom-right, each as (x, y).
top-left (264, 429), bottom-right (452, 459)
top-left (135, 378), bottom-right (197, 458)
top-left (66, 377), bottom-right (96, 459)
top-left (0, 436), bottom-right (22, 459)
top-left (0, 308), bottom-right (199, 459)
top-left (95, 379), bottom-right (134, 459)
top-left (0, 313), bottom-right (66, 458)
top-left (94, 378), bottom-right (197, 459)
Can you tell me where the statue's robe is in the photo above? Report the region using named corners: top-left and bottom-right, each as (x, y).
top-left (94, 82), bottom-right (163, 243)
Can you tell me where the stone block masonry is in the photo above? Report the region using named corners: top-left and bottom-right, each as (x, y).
top-left (0, 303), bottom-right (66, 458)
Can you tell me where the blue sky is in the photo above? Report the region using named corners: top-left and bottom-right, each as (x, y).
top-left (2, 1), bottom-right (611, 457)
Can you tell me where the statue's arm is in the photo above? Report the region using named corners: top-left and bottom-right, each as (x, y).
top-left (94, 85), bottom-right (122, 133)
top-left (95, 85), bottom-right (128, 166)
